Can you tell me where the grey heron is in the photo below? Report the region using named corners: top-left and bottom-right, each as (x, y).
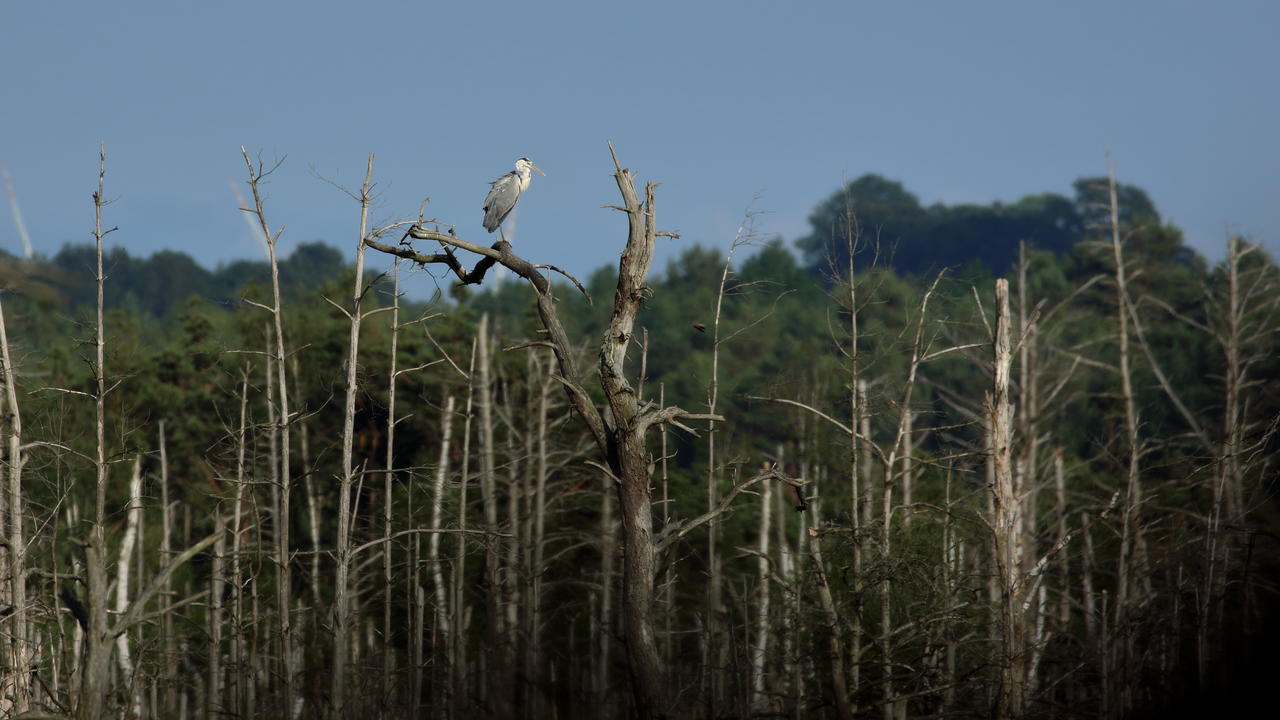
top-left (482, 157), bottom-right (544, 240)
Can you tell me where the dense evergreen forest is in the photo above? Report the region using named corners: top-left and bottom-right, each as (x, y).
top-left (0, 152), bottom-right (1277, 720)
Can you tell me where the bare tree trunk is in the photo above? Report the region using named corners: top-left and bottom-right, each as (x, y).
top-left (615, 442), bottom-right (666, 716)
top-left (411, 581), bottom-right (424, 720)
top-left (502, 361), bottom-right (525, 716)
top-left (855, 379), bottom-right (870, 696)
top-left (1015, 244), bottom-right (1045, 702)
top-left (332, 155), bottom-right (375, 719)
top-left (1082, 511), bottom-right (1097, 645)
top-left (157, 418), bottom-right (177, 716)
top-left (1106, 163), bottom-right (1142, 718)
top-left (943, 468), bottom-right (958, 710)
top-left (600, 175), bottom-right (674, 719)
top-left (248, 544), bottom-right (260, 718)
top-left (0, 358), bottom-right (9, 716)
top-left (114, 457), bottom-right (143, 719)
top-left (701, 209), bottom-right (756, 714)
top-left (208, 515), bottom-right (226, 720)
top-left (240, 148), bottom-right (296, 715)
top-left (0, 291), bottom-right (29, 715)
top-left (790, 496), bottom-right (805, 720)
top-left (702, 466), bottom-right (719, 717)
top-left (808, 495), bottom-right (853, 720)
top-left (80, 145), bottom-right (114, 720)
top-left (774, 449), bottom-right (798, 717)
top-left (845, 235), bottom-right (865, 703)
top-left (880, 452), bottom-right (894, 719)
top-left (428, 393), bottom-right (455, 714)
top-left (528, 350), bottom-right (552, 718)
top-left (1220, 236), bottom-right (1246, 521)
top-left (596, 464), bottom-right (615, 717)
top-left (901, 411), bottom-right (914, 525)
top-left (659, 383), bottom-right (674, 669)
top-left (1054, 450), bottom-right (1070, 630)
top-left (262, 330), bottom-right (287, 715)
top-left (1016, 242), bottom-right (1041, 586)
top-left (231, 367), bottom-right (251, 718)
top-left (750, 463), bottom-right (774, 710)
top-left (80, 540), bottom-right (114, 720)
top-left (1027, 584), bottom-right (1047, 695)
top-left (293, 356), bottom-right (322, 607)
top-left (879, 275), bottom-right (940, 719)
top-left (990, 278), bottom-right (1025, 719)
top-left (1198, 234), bottom-right (1253, 688)
top-left (452, 339), bottom-right (478, 714)
top-left (383, 258), bottom-right (403, 710)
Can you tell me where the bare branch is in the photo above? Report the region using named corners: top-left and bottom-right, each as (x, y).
top-left (1018, 491), bottom-right (1122, 609)
top-left (635, 407), bottom-right (724, 436)
top-left (535, 263), bottom-right (592, 302)
top-left (657, 468), bottom-right (775, 552)
top-left (118, 530), bottom-right (223, 633)
top-left (922, 342), bottom-right (986, 363)
top-left (748, 395), bottom-right (852, 436)
top-left (351, 527), bottom-right (511, 558)
top-left (425, 325), bottom-right (469, 381)
top-left (1125, 295), bottom-right (1213, 450)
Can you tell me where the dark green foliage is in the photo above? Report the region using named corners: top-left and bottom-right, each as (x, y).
top-left (44, 240), bottom-right (346, 317)
top-left (4, 170), bottom-right (1278, 719)
top-left (795, 173), bottom-right (1167, 280)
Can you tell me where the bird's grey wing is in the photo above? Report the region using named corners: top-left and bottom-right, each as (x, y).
top-left (482, 172), bottom-right (522, 232)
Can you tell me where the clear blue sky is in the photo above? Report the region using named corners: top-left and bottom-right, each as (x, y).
top-left (2, 1), bottom-right (1276, 297)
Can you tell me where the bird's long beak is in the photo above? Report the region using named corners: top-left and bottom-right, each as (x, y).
top-left (530, 162), bottom-right (545, 176)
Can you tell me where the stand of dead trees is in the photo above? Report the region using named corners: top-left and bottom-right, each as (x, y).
top-left (0, 145), bottom-right (1276, 720)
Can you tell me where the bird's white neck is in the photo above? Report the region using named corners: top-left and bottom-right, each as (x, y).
top-left (515, 167), bottom-right (533, 191)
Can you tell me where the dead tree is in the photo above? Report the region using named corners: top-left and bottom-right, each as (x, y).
top-left (365, 145), bottom-right (720, 718)
top-left (989, 279), bottom-right (1023, 719)
top-left (1105, 163), bottom-right (1144, 717)
top-left (703, 206), bottom-right (761, 710)
top-left (0, 289), bottom-right (29, 714)
top-left (332, 154), bottom-right (376, 720)
top-left (1132, 234), bottom-right (1280, 688)
top-left (239, 148), bottom-right (297, 714)
top-left (66, 146), bottom-right (225, 720)
top-left (75, 145), bottom-right (120, 720)
top-left (807, 496), bottom-right (854, 720)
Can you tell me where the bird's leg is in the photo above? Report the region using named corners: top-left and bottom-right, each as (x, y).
top-left (498, 225), bottom-right (508, 245)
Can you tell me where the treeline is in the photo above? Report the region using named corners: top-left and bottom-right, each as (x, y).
top-left (4, 171), bottom-right (1171, 316)
top-left (0, 153), bottom-right (1277, 720)
top-left (796, 173), bottom-right (1174, 277)
top-left (1, 241), bottom-right (346, 316)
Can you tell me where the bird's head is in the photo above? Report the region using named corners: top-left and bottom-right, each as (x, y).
top-left (515, 157), bottom-right (545, 176)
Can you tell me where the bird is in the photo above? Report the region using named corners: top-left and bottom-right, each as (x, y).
top-left (59, 585), bottom-right (89, 631)
top-left (783, 462), bottom-right (807, 512)
top-left (786, 483), bottom-right (808, 513)
top-left (482, 157), bottom-right (544, 241)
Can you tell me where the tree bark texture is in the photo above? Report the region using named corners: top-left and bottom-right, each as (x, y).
top-left (990, 278), bottom-right (1025, 719)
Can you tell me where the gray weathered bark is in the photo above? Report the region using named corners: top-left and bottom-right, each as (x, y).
top-left (0, 291), bottom-right (29, 715)
top-left (332, 154), bottom-right (375, 720)
top-left (240, 147), bottom-right (296, 713)
top-left (990, 279), bottom-right (1024, 719)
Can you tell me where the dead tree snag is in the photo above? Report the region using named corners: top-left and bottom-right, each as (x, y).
top-left (365, 145), bottom-right (719, 718)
